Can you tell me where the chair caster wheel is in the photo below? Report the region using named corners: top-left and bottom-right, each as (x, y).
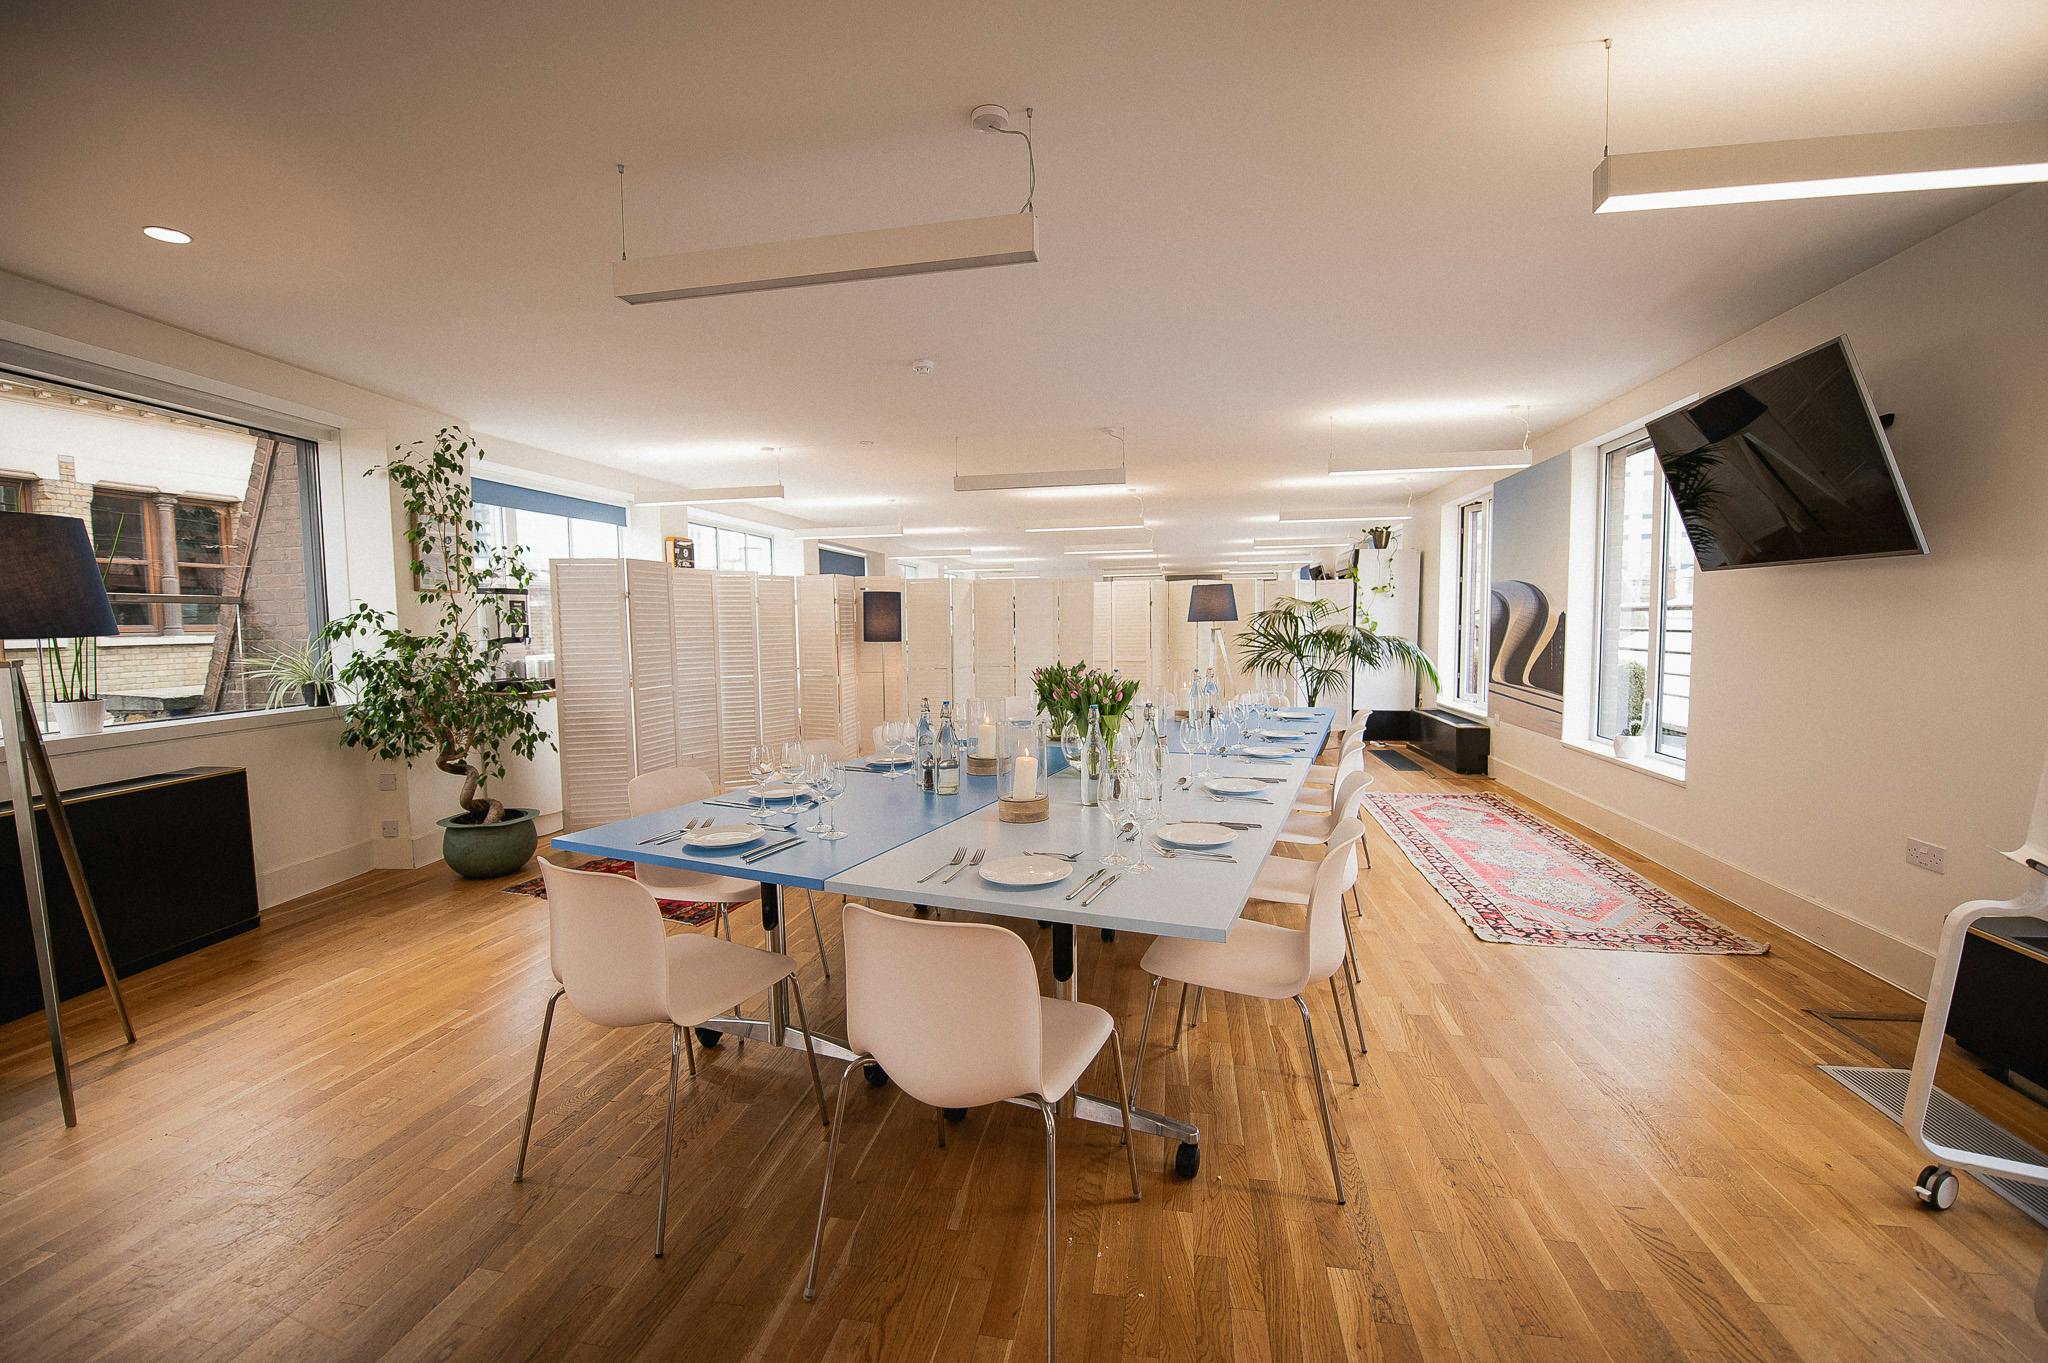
top-left (863, 1062), bottom-right (890, 1089)
top-left (1173, 1141), bottom-right (1201, 1179)
top-left (694, 1027), bottom-right (723, 1049)
top-left (942, 1107), bottom-right (968, 1123)
top-left (1914, 1164), bottom-right (1958, 1210)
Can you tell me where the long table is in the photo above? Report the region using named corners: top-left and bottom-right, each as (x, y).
top-left (551, 706), bottom-right (1336, 1173)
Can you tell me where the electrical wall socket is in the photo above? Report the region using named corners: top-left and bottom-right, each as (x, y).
top-left (377, 772), bottom-right (398, 792)
top-left (1906, 837), bottom-right (1946, 874)
top-left (380, 820), bottom-right (401, 839)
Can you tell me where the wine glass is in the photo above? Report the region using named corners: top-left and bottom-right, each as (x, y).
top-left (749, 743), bottom-right (776, 822)
top-left (814, 759), bottom-right (848, 841)
top-left (1184, 711), bottom-right (1216, 779)
top-left (1057, 717), bottom-right (1084, 779)
top-left (886, 722), bottom-right (914, 777)
top-left (1124, 767), bottom-right (1163, 874)
top-left (803, 752), bottom-right (832, 832)
top-left (1099, 762), bottom-right (1132, 867)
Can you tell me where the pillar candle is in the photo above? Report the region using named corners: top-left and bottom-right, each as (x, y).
top-left (973, 721), bottom-right (997, 757)
top-left (1011, 752), bottom-right (1038, 801)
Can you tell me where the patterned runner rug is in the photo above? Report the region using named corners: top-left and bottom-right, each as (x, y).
top-left (504, 857), bottom-right (723, 927)
top-left (1363, 792), bottom-right (1768, 955)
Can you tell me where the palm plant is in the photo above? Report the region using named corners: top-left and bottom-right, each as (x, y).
top-left (1233, 595), bottom-right (1437, 707)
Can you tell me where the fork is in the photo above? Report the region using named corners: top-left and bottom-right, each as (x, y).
top-left (945, 849), bottom-right (985, 884)
top-left (1208, 794), bottom-right (1274, 805)
top-left (640, 816), bottom-right (708, 846)
top-left (1152, 840), bottom-right (1237, 863)
top-left (918, 846), bottom-right (967, 884)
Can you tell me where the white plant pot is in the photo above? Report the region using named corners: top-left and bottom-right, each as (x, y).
top-left (49, 698), bottom-right (106, 738)
top-left (1616, 732), bottom-right (1647, 760)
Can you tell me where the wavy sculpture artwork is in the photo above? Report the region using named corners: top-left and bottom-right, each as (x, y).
top-left (1488, 579), bottom-right (1566, 698)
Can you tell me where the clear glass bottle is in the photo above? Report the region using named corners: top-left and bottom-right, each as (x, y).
top-left (934, 699), bottom-right (962, 795)
top-left (1081, 703), bottom-right (1104, 807)
top-left (1141, 701), bottom-right (1168, 785)
top-left (914, 698), bottom-right (935, 793)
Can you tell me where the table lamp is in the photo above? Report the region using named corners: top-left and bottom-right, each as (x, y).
top-left (0, 511), bottom-right (138, 1127)
top-left (1186, 581), bottom-right (1238, 678)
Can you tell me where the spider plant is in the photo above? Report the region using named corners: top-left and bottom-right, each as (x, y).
top-left (246, 639), bottom-right (337, 710)
top-left (1233, 595), bottom-right (1437, 707)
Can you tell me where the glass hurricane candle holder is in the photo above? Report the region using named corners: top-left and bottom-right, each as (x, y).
top-left (965, 698), bottom-right (1001, 776)
top-left (997, 717), bottom-right (1050, 823)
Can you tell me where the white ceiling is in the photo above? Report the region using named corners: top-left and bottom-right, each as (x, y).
top-left (4, 0), bottom-right (2044, 575)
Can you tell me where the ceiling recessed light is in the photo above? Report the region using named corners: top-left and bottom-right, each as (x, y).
top-left (142, 226), bottom-right (192, 244)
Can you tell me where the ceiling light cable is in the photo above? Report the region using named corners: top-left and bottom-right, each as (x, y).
top-left (1602, 39), bottom-right (1613, 158)
top-left (616, 163), bottom-right (628, 261)
top-left (982, 107), bottom-right (1036, 213)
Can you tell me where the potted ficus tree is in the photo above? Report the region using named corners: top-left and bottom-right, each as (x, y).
top-left (1234, 595), bottom-right (1436, 707)
top-left (321, 428), bottom-right (552, 878)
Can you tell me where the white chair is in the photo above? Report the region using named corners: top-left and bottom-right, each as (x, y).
top-left (1299, 726), bottom-right (1366, 791)
top-left (1130, 823), bottom-right (1365, 1203)
top-left (1290, 747), bottom-right (1373, 872)
top-left (514, 859), bottom-right (830, 1256)
top-left (627, 765), bottom-right (830, 978)
top-left (804, 904), bottom-right (1141, 1360)
top-left (1252, 792), bottom-right (1371, 1050)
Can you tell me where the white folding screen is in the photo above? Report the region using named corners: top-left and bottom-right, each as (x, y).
top-left (1013, 580), bottom-right (1059, 692)
top-left (1091, 582), bottom-right (1113, 664)
top-left (1110, 579), bottom-right (1152, 685)
top-left (756, 574), bottom-right (799, 749)
top-left (971, 580), bottom-right (1016, 699)
top-left (713, 573), bottom-right (762, 784)
top-left (551, 558), bottom-right (632, 831)
top-left (624, 559), bottom-right (676, 777)
top-left (855, 576), bottom-right (905, 735)
top-left (948, 578), bottom-right (975, 703)
top-left (669, 569), bottom-right (720, 777)
top-left (1056, 579), bottom-right (1094, 665)
top-left (799, 574), bottom-right (861, 757)
top-left (903, 580), bottom-right (954, 715)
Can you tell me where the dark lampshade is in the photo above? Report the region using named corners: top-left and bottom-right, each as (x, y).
top-left (0, 512), bottom-right (120, 639)
top-left (1186, 582), bottom-right (1238, 624)
top-left (860, 589), bottom-right (904, 643)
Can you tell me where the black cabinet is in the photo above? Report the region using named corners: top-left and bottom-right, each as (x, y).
top-left (1415, 709), bottom-right (1491, 775)
top-left (1948, 917), bottom-right (2048, 1091)
top-left (1, 766), bottom-right (259, 1023)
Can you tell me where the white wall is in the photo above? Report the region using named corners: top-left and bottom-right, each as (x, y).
top-left (1409, 187), bottom-right (2048, 994)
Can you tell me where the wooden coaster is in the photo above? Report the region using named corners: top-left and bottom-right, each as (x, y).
top-left (966, 754), bottom-right (999, 776)
top-left (997, 794), bottom-right (1050, 823)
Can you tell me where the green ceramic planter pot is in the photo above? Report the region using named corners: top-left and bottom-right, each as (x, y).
top-left (439, 807), bottom-right (539, 879)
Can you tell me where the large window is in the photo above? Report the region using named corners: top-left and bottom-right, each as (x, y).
top-left (1453, 497), bottom-right (1490, 708)
top-left (1, 377), bottom-right (327, 724)
top-left (688, 521), bottom-right (774, 575)
top-left (1596, 435), bottom-right (1696, 763)
top-left (473, 481), bottom-right (629, 685)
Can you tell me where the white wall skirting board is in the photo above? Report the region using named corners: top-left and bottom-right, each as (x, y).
top-left (259, 840), bottom-right (377, 911)
top-left (1490, 756), bottom-right (1936, 998)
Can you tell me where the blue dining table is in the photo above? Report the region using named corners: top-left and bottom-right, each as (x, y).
top-left (551, 705), bottom-right (1339, 1174)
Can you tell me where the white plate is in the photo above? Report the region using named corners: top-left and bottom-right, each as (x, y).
top-left (1157, 821), bottom-right (1237, 849)
top-left (1276, 708), bottom-right (1316, 719)
top-left (865, 753), bottom-right (913, 768)
top-left (978, 854), bottom-right (1073, 889)
top-left (681, 824), bottom-right (763, 850)
top-left (1240, 744), bottom-right (1297, 760)
top-left (1256, 727), bottom-right (1303, 739)
top-left (750, 782), bottom-right (803, 800)
top-left (1204, 776), bottom-right (1266, 796)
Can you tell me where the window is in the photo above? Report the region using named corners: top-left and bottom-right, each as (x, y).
top-left (2, 378), bottom-right (327, 725)
top-left (1596, 434), bottom-right (1696, 763)
top-left (472, 482), bottom-right (628, 684)
top-left (817, 545), bottom-right (866, 577)
top-left (688, 521), bottom-right (775, 576)
top-left (1453, 497), bottom-right (1490, 707)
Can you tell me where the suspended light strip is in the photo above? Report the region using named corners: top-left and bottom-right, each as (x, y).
top-left (615, 213), bottom-right (1038, 302)
top-left (1276, 510), bottom-right (1413, 524)
top-left (1594, 118), bottom-right (2048, 214)
top-left (1022, 518), bottom-right (1146, 533)
top-left (1328, 452), bottom-right (1528, 478)
top-left (792, 524), bottom-right (904, 539)
top-left (953, 464), bottom-right (1126, 493)
top-left (638, 483), bottom-right (786, 506)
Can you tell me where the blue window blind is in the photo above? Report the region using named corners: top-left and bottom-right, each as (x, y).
top-left (472, 477), bottom-right (627, 527)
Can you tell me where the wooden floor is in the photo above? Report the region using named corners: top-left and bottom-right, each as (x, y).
top-left (3, 755), bottom-right (2044, 1362)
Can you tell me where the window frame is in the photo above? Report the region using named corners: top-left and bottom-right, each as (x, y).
top-left (1594, 432), bottom-right (1693, 767)
top-left (91, 488), bottom-right (164, 633)
top-left (0, 474), bottom-right (31, 512)
top-left (1452, 495), bottom-right (1491, 710)
top-left (171, 496), bottom-right (233, 630)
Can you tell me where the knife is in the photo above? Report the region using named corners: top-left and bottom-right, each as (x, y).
top-left (741, 836), bottom-right (804, 863)
top-left (1063, 867), bottom-right (1106, 901)
top-left (1080, 873), bottom-right (1119, 907)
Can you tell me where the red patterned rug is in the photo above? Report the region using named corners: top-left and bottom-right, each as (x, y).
top-left (504, 857), bottom-right (723, 927)
top-left (1363, 792), bottom-right (1768, 955)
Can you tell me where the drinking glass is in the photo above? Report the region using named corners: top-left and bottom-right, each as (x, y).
top-left (802, 752), bottom-right (832, 832)
top-left (1184, 712), bottom-right (1216, 779)
top-left (1125, 768), bottom-right (1163, 874)
top-left (1057, 718), bottom-right (1084, 778)
top-left (749, 743), bottom-right (776, 822)
top-left (886, 722), bottom-right (914, 777)
top-left (815, 759), bottom-right (848, 841)
top-left (1099, 762), bottom-right (1133, 867)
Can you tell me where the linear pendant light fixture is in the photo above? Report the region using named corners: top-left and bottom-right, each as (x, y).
top-left (1595, 118), bottom-right (2048, 213)
top-left (1327, 451), bottom-right (1529, 479)
top-left (616, 214), bottom-right (1038, 302)
top-left (1277, 510), bottom-right (1412, 523)
top-left (952, 463), bottom-right (1126, 493)
top-left (636, 483), bottom-right (786, 507)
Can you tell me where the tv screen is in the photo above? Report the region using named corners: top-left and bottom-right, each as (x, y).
top-left (1644, 337), bottom-right (1925, 570)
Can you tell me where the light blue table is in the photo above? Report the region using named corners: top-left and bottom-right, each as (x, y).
top-left (551, 707), bottom-right (1338, 1171)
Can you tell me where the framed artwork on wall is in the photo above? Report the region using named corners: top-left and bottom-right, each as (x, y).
top-left (664, 535), bottom-right (695, 569)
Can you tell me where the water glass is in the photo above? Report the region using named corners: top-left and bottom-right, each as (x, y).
top-left (814, 759), bottom-right (848, 841)
top-left (1099, 763), bottom-right (1132, 866)
top-left (749, 743), bottom-right (776, 822)
top-left (1057, 718), bottom-right (1084, 777)
top-left (1125, 768), bottom-right (1163, 874)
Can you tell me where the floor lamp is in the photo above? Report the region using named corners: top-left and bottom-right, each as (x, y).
top-left (861, 589), bottom-right (903, 722)
top-left (0, 511), bottom-right (137, 1128)
top-left (1187, 582), bottom-right (1238, 697)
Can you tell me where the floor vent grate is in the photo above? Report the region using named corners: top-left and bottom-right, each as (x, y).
top-left (1821, 1065), bottom-right (2048, 1228)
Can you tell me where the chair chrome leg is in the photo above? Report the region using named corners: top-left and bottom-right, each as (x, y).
top-left (787, 974), bottom-right (831, 1128)
top-left (1129, 975), bottom-right (1161, 1109)
top-left (1292, 996), bottom-right (1346, 1204)
top-left (513, 987), bottom-right (564, 1183)
top-left (1341, 920), bottom-right (1369, 1056)
top-left (1329, 975), bottom-right (1360, 1087)
top-left (804, 888), bottom-right (831, 979)
top-left (684, 1023), bottom-right (697, 1077)
top-left (1037, 1097), bottom-right (1060, 1363)
top-left (1106, 1023), bottom-right (1142, 1200)
top-left (1361, 826), bottom-right (1372, 871)
top-left (804, 1056), bottom-right (869, 1302)
top-left (1170, 981), bottom-right (1189, 1050)
top-left (655, 1024), bottom-right (682, 1256)
top-left (1191, 985), bottom-right (1204, 1027)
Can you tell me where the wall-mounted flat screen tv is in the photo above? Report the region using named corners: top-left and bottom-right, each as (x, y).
top-left (1644, 337), bottom-right (1926, 570)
